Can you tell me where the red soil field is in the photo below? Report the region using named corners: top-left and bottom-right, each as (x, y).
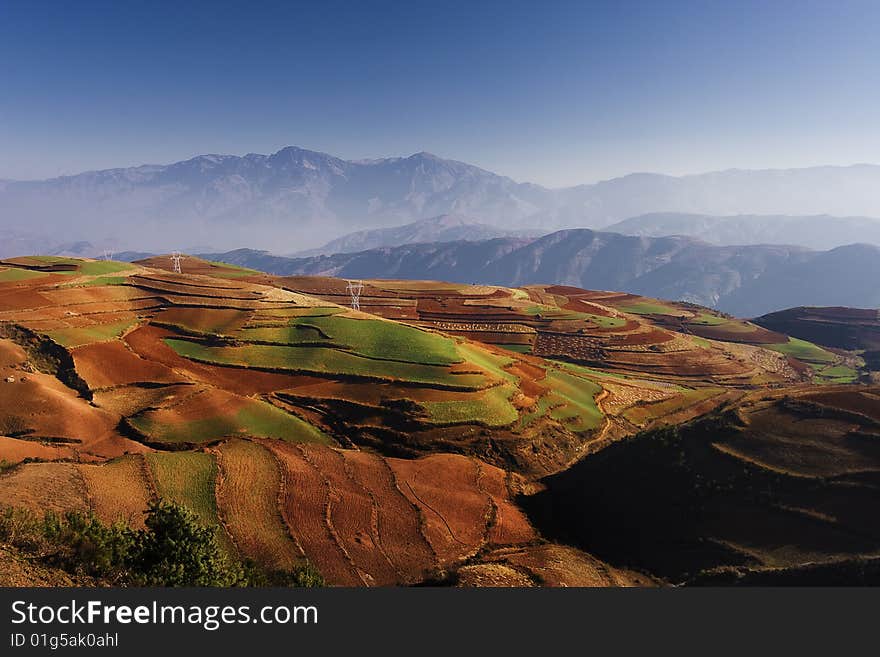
top-left (387, 454), bottom-right (491, 564)
top-left (476, 465), bottom-right (536, 546)
top-left (214, 439), bottom-right (301, 570)
top-left (339, 449), bottom-right (437, 583)
top-left (0, 436), bottom-right (79, 464)
top-left (0, 363), bottom-right (146, 459)
top-left (124, 325), bottom-right (320, 394)
top-left (154, 307), bottom-right (251, 334)
top-left (78, 456), bottom-right (154, 529)
top-left (0, 463), bottom-right (89, 514)
top-left (800, 389), bottom-right (880, 422)
top-left (72, 340), bottom-right (184, 389)
top-left (264, 441), bottom-right (364, 585)
top-left (297, 444), bottom-right (400, 585)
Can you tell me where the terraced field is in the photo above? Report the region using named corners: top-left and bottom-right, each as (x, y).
top-left (0, 254), bottom-right (873, 587)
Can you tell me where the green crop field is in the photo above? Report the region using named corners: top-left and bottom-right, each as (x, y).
top-left (544, 370), bottom-right (604, 432)
top-left (456, 342), bottom-right (516, 383)
top-left (619, 300), bottom-right (682, 316)
top-left (421, 384), bottom-right (518, 427)
top-left (145, 452), bottom-right (234, 554)
top-left (585, 314), bottom-right (627, 329)
top-left (690, 312), bottom-right (727, 326)
top-left (237, 324), bottom-right (328, 344)
top-left (146, 452), bottom-right (217, 523)
top-left (813, 365), bottom-right (859, 384)
top-left (164, 338), bottom-right (488, 389)
top-left (623, 386), bottom-right (723, 426)
top-left (130, 398), bottom-right (330, 445)
top-left (46, 319), bottom-right (138, 347)
top-left (766, 337), bottom-right (837, 364)
top-left (0, 267), bottom-right (47, 282)
top-left (293, 316), bottom-right (461, 365)
top-left (77, 261), bottom-right (135, 276)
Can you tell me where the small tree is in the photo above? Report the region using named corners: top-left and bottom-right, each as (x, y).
top-left (130, 501), bottom-right (242, 586)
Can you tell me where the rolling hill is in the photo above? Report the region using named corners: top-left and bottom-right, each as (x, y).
top-left (0, 254), bottom-right (875, 586)
top-left (203, 230), bottom-right (880, 316)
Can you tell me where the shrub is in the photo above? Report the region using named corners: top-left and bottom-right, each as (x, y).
top-left (0, 501), bottom-right (323, 587)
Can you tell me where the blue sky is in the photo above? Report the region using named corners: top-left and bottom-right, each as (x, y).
top-left (1, 0), bottom-right (878, 186)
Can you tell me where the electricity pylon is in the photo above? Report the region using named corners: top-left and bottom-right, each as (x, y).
top-left (346, 279), bottom-right (364, 311)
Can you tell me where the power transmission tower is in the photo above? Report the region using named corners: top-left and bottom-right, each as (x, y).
top-left (102, 250), bottom-right (114, 261)
top-left (346, 279), bottom-right (364, 311)
top-left (171, 251), bottom-right (185, 274)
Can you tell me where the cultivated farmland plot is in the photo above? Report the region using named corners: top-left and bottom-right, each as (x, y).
top-left (1, 255), bottom-right (877, 586)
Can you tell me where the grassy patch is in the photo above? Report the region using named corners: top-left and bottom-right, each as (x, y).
top-left (77, 261), bottom-right (135, 276)
top-left (46, 320), bottom-right (138, 347)
top-left (145, 452), bottom-right (223, 540)
top-left (64, 276), bottom-right (129, 288)
top-left (585, 314), bottom-right (627, 329)
top-left (0, 267), bottom-right (47, 282)
top-left (690, 312), bottom-right (727, 326)
top-left (456, 342), bottom-right (517, 383)
top-left (295, 316), bottom-right (461, 365)
top-left (422, 385), bottom-right (518, 427)
top-left (766, 337), bottom-right (837, 365)
top-left (131, 399), bottom-right (330, 445)
top-left (623, 387), bottom-right (723, 426)
top-left (164, 338), bottom-right (487, 389)
top-left (543, 370), bottom-right (604, 432)
top-left (620, 300), bottom-right (681, 316)
top-left (202, 260), bottom-right (263, 278)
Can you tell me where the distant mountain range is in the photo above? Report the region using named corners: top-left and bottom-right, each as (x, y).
top-left (3, 145), bottom-right (880, 251)
top-left (607, 212), bottom-right (880, 250)
top-left (204, 230), bottom-right (880, 316)
top-left (292, 214), bottom-right (543, 256)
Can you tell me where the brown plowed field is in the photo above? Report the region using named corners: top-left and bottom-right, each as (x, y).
top-left (340, 450), bottom-right (437, 583)
top-left (78, 456), bottom-right (153, 528)
top-left (0, 463), bottom-right (89, 514)
top-left (0, 436), bottom-right (78, 464)
top-left (266, 441), bottom-right (364, 585)
top-left (72, 340), bottom-right (184, 388)
top-left (297, 444), bottom-right (400, 585)
top-left (215, 439), bottom-right (301, 569)
top-left (476, 465), bottom-right (536, 546)
top-left (387, 454), bottom-right (491, 563)
top-left (124, 325), bottom-right (318, 394)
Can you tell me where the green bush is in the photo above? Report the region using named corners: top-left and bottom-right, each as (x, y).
top-left (0, 500), bottom-right (323, 588)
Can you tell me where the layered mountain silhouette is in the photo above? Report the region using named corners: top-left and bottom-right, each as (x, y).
top-left (293, 214), bottom-right (542, 256)
top-left (3, 145), bottom-right (880, 251)
top-left (607, 212), bottom-right (880, 250)
top-left (204, 230), bottom-right (880, 316)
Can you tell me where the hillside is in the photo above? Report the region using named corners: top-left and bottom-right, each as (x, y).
top-left (0, 254), bottom-right (874, 586)
top-left (524, 385), bottom-right (880, 584)
top-left (204, 230), bottom-right (880, 315)
top-left (606, 212), bottom-right (880, 250)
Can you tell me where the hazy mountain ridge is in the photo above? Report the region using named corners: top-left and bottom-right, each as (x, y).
top-left (294, 214), bottom-right (543, 256)
top-left (607, 212), bottom-right (880, 250)
top-left (3, 145), bottom-right (880, 251)
top-left (204, 230), bottom-right (880, 316)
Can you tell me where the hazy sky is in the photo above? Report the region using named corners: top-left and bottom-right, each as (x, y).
top-left (1, 0), bottom-right (878, 186)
